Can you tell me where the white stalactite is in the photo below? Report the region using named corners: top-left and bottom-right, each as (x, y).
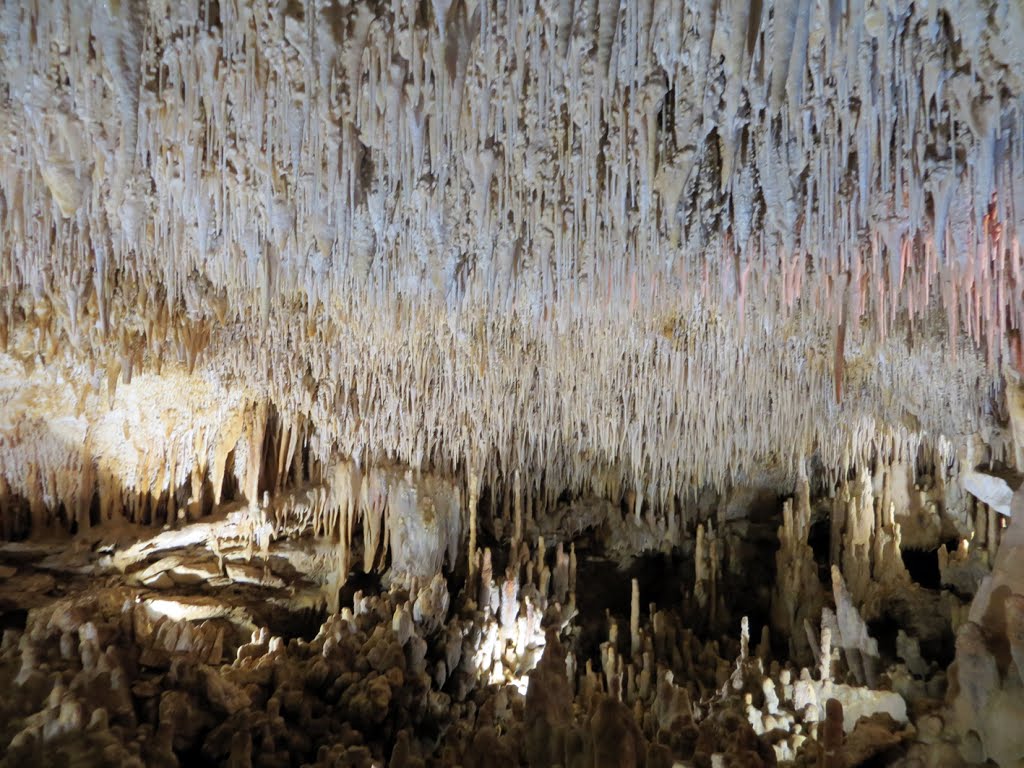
top-left (0, 0), bottom-right (1021, 548)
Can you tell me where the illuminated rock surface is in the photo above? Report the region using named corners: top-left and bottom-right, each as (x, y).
top-left (1, 0), bottom-right (1023, 765)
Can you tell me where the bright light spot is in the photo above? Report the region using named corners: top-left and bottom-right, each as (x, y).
top-left (468, 606), bottom-right (548, 696)
top-left (143, 598), bottom-right (226, 623)
top-left (510, 674), bottom-right (530, 696)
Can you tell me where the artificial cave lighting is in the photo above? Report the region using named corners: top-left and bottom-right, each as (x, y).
top-left (1, 0), bottom-right (1024, 765)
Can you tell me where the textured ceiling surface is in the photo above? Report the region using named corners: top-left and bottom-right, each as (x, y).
top-left (1, 0), bottom-right (1022, 511)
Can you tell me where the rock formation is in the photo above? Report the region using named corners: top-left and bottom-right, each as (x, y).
top-left (1, 0), bottom-right (1024, 766)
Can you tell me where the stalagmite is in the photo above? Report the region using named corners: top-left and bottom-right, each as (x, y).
top-left (630, 578), bottom-right (641, 660)
top-left (772, 478), bottom-right (824, 665)
top-left (467, 468), bottom-right (480, 580)
top-left (830, 567), bottom-right (881, 687)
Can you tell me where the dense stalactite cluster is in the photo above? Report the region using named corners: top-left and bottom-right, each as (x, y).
top-left (1, 0), bottom-right (1023, 520)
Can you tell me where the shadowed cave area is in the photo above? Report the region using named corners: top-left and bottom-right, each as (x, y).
top-left (3, 0), bottom-right (1024, 766)
top-left (0, 452), bottom-right (1009, 767)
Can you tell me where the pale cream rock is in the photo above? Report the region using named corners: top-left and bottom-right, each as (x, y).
top-left (224, 562), bottom-right (285, 589)
top-left (806, 681), bottom-right (907, 734)
top-left (950, 480), bottom-right (1024, 766)
top-left (963, 471), bottom-right (1015, 517)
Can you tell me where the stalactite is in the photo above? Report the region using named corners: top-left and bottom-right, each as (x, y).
top-left (0, 0), bottom-right (1021, 549)
top-left (467, 466), bottom-right (480, 580)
